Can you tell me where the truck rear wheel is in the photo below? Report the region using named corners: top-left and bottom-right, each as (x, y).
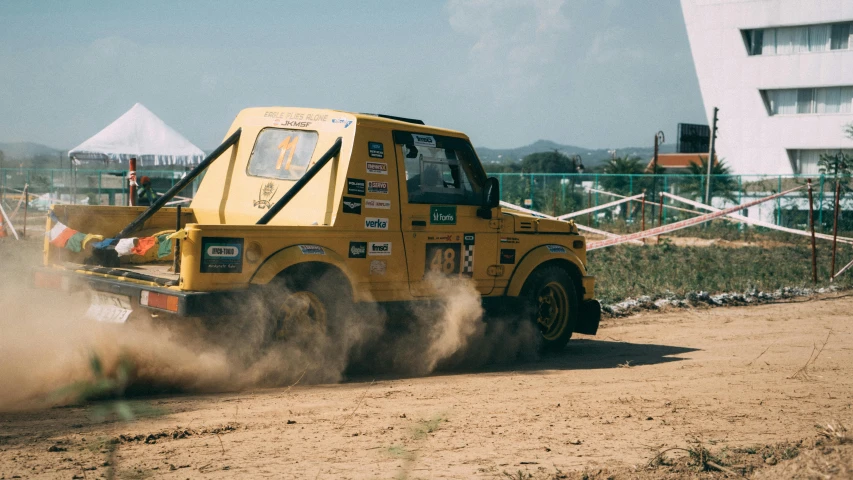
top-left (265, 268), bottom-right (351, 345)
top-left (522, 266), bottom-right (579, 351)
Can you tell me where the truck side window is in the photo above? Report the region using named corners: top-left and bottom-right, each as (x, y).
top-left (247, 128), bottom-right (319, 180)
top-left (401, 140), bottom-right (484, 206)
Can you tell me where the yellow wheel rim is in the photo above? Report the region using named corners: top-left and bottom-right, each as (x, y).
top-left (274, 291), bottom-right (327, 339)
top-left (536, 281), bottom-right (570, 341)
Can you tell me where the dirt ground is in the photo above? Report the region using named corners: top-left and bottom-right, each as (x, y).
top-left (2, 294), bottom-right (852, 479)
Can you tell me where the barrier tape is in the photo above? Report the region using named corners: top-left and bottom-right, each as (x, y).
top-left (662, 192), bottom-right (853, 246)
top-left (587, 185), bottom-right (805, 250)
top-left (557, 193), bottom-right (644, 220)
top-left (835, 256), bottom-right (853, 279)
top-left (499, 201), bottom-right (643, 245)
top-left (0, 200), bottom-right (20, 240)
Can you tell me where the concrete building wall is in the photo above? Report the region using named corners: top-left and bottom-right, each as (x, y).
top-left (681, 0), bottom-right (853, 175)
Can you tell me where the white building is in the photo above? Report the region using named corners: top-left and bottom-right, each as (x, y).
top-left (681, 0), bottom-right (853, 175)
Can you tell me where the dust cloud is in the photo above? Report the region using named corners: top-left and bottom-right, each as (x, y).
top-left (0, 247), bottom-right (540, 411)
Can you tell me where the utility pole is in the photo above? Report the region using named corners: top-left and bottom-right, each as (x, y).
top-left (705, 107), bottom-right (718, 205)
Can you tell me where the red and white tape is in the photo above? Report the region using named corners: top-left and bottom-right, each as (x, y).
top-left (662, 192), bottom-right (853, 246)
top-left (587, 185), bottom-right (805, 250)
top-left (557, 193), bottom-right (645, 220)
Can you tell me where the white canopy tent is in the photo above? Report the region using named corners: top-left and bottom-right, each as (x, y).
top-left (68, 103), bottom-right (205, 166)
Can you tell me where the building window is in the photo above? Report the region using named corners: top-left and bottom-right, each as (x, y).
top-left (788, 149), bottom-right (853, 175)
top-left (763, 87), bottom-right (853, 115)
top-left (743, 21), bottom-right (852, 56)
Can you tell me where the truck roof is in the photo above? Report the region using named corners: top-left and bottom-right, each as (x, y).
top-left (234, 106), bottom-right (470, 139)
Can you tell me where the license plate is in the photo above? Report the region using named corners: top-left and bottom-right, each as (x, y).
top-left (86, 291), bottom-right (133, 323)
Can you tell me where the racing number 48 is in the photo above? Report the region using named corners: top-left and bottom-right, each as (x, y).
top-left (425, 243), bottom-right (461, 275)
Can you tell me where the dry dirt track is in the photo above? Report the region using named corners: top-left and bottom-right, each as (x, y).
top-left (2, 296), bottom-right (853, 479)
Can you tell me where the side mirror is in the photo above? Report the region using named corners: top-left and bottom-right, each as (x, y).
top-left (477, 177), bottom-right (500, 219)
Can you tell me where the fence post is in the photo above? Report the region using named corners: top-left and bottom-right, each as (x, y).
top-left (807, 179), bottom-right (817, 284)
top-left (663, 176), bottom-right (668, 222)
top-left (818, 174), bottom-right (825, 229)
top-left (831, 181), bottom-right (841, 281)
top-left (776, 176), bottom-right (782, 226)
top-left (529, 174), bottom-right (534, 209)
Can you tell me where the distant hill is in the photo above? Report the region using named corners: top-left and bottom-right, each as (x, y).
top-left (475, 139), bottom-right (676, 168)
top-left (0, 142), bottom-right (64, 168)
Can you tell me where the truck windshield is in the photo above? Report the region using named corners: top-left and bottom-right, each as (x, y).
top-left (247, 128), bottom-right (319, 180)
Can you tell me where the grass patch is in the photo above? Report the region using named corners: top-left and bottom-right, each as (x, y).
top-left (588, 240), bottom-right (853, 304)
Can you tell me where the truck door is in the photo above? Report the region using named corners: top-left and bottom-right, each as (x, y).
top-left (394, 131), bottom-right (498, 296)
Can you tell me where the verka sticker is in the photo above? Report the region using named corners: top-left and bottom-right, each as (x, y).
top-left (342, 196), bottom-right (362, 215)
top-left (366, 161), bottom-right (388, 175)
top-left (368, 241), bottom-right (392, 256)
top-left (364, 217), bottom-right (389, 230)
top-left (347, 178), bottom-right (366, 196)
top-left (348, 241), bottom-right (367, 258)
top-left (430, 205), bottom-right (456, 225)
top-left (200, 238), bottom-right (244, 274)
top-left (298, 244), bottom-right (325, 255)
top-left (368, 141), bottom-right (384, 158)
top-left (412, 134), bottom-right (436, 148)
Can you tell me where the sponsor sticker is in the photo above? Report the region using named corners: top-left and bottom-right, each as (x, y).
top-left (347, 178), bottom-right (366, 196)
top-left (342, 196), bottom-right (362, 215)
top-left (427, 234), bottom-right (454, 241)
top-left (412, 133), bottom-right (436, 148)
top-left (368, 141), bottom-right (384, 158)
top-left (547, 244), bottom-right (567, 253)
top-left (298, 244), bottom-right (325, 255)
top-left (365, 198), bottom-right (391, 210)
top-left (369, 260), bottom-right (387, 276)
top-left (364, 217), bottom-right (389, 230)
top-left (348, 241), bottom-right (367, 258)
top-left (200, 237), bottom-right (244, 273)
top-left (430, 205), bottom-right (456, 225)
top-left (501, 237), bottom-right (520, 244)
top-left (367, 181), bottom-right (388, 194)
top-left (368, 241), bottom-right (392, 256)
top-left (366, 161), bottom-right (388, 175)
top-left (500, 249), bottom-right (516, 265)
top-left (463, 233), bottom-right (475, 246)
top-left (331, 117), bottom-right (353, 128)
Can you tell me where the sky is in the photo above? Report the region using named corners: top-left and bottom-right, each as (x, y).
top-left (0, 0), bottom-right (707, 151)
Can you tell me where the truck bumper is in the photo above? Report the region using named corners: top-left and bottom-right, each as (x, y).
top-left (33, 267), bottom-right (245, 317)
top-left (575, 299), bottom-right (601, 336)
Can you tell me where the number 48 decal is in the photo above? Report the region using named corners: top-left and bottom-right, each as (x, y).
top-left (425, 243), bottom-right (461, 275)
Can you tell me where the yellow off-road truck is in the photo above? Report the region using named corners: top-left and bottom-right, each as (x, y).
top-left (35, 107), bottom-right (600, 350)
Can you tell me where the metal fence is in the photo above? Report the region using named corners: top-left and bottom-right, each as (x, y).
top-left (2, 168), bottom-right (851, 232)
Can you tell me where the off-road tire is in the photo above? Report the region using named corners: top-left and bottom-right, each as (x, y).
top-left (521, 265), bottom-right (579, 352)
top-left (265, 270), bottom-right (352, 346)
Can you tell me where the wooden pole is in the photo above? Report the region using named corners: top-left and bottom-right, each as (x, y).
top-left (641, 191), bottom-right (646, 232)
top-left (22, 184), bottom-right (28, 239)
top-left (128, 157), bottom-right (137, 206)
top-left (831, 181), bottom-right (841, 281)
top-left (808, 179), bottom-right (817, 284)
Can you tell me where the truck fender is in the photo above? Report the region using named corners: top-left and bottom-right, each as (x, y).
top-left (504, 244), bottom-right (586, 297)
top-left (248, 245), bottom-right (359, 296)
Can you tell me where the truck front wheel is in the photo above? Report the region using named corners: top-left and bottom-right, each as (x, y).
top-left (522, 266), bottom-right (579, 351)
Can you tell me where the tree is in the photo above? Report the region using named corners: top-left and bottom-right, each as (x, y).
top-left (521, 150), bottom-right (576, 173)
top-left (680, 156), bottom-right (738, 203)
top-left (600, 156), bottom-right (644, 195)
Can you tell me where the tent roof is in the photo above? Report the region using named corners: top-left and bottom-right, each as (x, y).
top-left (69, 103), bottom-right (205, 166)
